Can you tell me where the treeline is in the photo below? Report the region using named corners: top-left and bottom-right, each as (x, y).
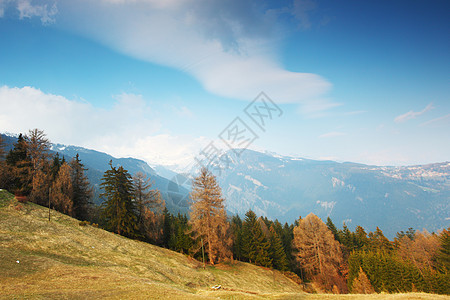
top-left (0, 130), bottom-right (448, 295)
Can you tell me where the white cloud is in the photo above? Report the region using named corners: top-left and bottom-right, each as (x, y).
top-left (394, 103), bottom-right (434, 123)
top-left (0, 85), bottom-right (205, 167)
top-left (8, 0), bottom-right (58, 24)
top-left (420, 114), bottom-right (450, 127)
top-left (319, 131), bottom-right (346, 138)
top-left (48, 0), bottom-right (334, 112)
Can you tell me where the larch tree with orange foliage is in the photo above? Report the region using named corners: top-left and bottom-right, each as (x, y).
top-left (189, 168), bottom-right (231, 264)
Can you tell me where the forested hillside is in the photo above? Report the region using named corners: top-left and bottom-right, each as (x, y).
top-left (0, 129), bottom-right (449, 296)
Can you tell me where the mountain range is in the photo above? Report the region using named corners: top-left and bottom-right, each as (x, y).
top-left (2, 133), bottom-right (449, 238)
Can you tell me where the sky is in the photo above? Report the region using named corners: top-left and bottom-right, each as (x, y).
top-left (0, 0), bottom-right (449, 169)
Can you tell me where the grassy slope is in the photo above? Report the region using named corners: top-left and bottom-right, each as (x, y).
top-left (0, 190), bottom-right (447, 300)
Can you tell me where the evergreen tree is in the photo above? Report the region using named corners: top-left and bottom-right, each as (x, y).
top-left (242, 210), bottom-right (272, 267)
top-left (50, 153), bottom-right (62, 182)
top-left (368, 227), bottom-right (392, 252)
top-left (162, 207), bottom-right (172, 248)
top-left (269, 225), bottom-right (289, 270)
top-left (0, 135), bottom-right (5, 160)
top-left (6, 133), bottom-right (32, 196)
top-left (436, 228), bottom-right (450, 272)
top-left (326, 217), bottom-right (339, 242)
top-left (101, 162), bottom-right (139, 238)
top-left (132, 171), bottom-right (164, 242)
top-left (281, 222), bottom-right (294, 263)
top-left (0, 135), bottom-right (6, 189)
top-left (70, 154), bottom-right (92, 221)
top-left (354, 226), bottom-right (370, 250)
top-left (189, 168), bottom-right (231, 264)
top-left (231, 214), bottom-right (244, 261)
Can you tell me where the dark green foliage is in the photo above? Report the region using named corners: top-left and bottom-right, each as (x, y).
top-left (368, 227), bottom-right (392, 252)
top-left (50, 153), bottom-right (62, 182)
top-left (166, 212), bottom-right (193, 254)
top-left (353, 226), bottom-right (370, 251)
top-left (100, 162), bottom-right (139, 238)
top-left (436, 228), bottom-right (450, 272)
top-left (326, 217), bottom-right (339, 242)
top-left (348, 250), bottom-right (449, 294)
top-left (5, 134), bottom-right (32, 195)
top-left (339, 223), bottom-right (354, 251)
top-left (70, 154), bottom-right (93, 221)
top-left (269, 225), bottom-right (289, 271)
top-left (242, 210), bottom-right (272, 268)
top-left (396, 227), bottom-right (416, 241)
top-left (231, 215), bottom-right (244, 261)
top-left (162, 207), bottom-right (172, 248)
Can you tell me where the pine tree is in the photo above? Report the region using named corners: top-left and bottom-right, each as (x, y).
top-left (436, 228), bottom-right (450, 272)
top-left (242, 210), bottom-right (272, 267)
top-left (6, 133), bottom-right (32, 196)
top-left (189, 168), bottom-right (231, 264)
top-left (354, 226), bottom-right (369, 250)
top-left (0, 135), bottom-right (5, 160)
top-left (326, 217), bottom-right (340, 242)
top-left (101, 162), bottom-right (139, 238)
top-left (269, 225), bottom-right (288, 270)
top-left (162, 207), bottom-right (172, 248)
top-left (231, 214), bottom-right (244, 261)
top-left (0, 135), bottom-right (6, 189)
top-left (70, 154), bottom-right (92, 221)
top-left (132, 171), bottom-right (164, 242)
top-left (368, 227), bottom-right (392, 252)
top-left (50, 153), bottom-right (62, 182)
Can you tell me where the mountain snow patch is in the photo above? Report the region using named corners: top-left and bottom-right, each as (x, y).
top-left (228, 184), bottom-right (242, 192)
top-left (332, 177), bottom-right (345, 188)
top-left (244, 175), bottom-right (265, 187)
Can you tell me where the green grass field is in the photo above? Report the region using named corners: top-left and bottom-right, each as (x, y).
top-left (0, 190), bottom-right (448, 299)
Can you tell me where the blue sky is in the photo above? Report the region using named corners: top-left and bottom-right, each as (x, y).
top-left (0, 0), bottom-right (448, 168)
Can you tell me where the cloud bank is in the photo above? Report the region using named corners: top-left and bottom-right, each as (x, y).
top-left (2, 0), bottom-right (334, 112)
top-left (0, 86), bottom-right (203, 167)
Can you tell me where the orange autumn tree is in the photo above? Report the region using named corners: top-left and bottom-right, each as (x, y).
top-left (293, 213), bottom-right (345, 292)
top-left (189, 168), bottom-right (231, 264)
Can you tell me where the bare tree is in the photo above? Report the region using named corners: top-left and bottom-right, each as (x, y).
top-left (189, 168), bottom-right (231, 264)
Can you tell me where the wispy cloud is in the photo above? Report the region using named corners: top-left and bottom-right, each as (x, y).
top-left (319, 131), bottom-right (346, 138)
top-left (394, 103), bottom-right (434, 123)
top-left (420, 114), bottom-right (450, 127)
top-left (1, 0), bottom-right (336, 114)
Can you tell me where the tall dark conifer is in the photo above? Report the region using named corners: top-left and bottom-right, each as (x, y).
top-left (70, 154), bottom-right (92, 220)
top-left (6, 134), bottom-right (32, 195)
top-left (242, 210), bottom-right (272, 267)
top-left (269, 225), bottom-right (289, 270)
top-left (101, 162), bottom-right (139, 238)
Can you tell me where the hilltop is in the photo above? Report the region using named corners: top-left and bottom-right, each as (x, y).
top-left (0, 190), bottom-right (447, 300)
top-left (0, 189), bottom-right (303, 299)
